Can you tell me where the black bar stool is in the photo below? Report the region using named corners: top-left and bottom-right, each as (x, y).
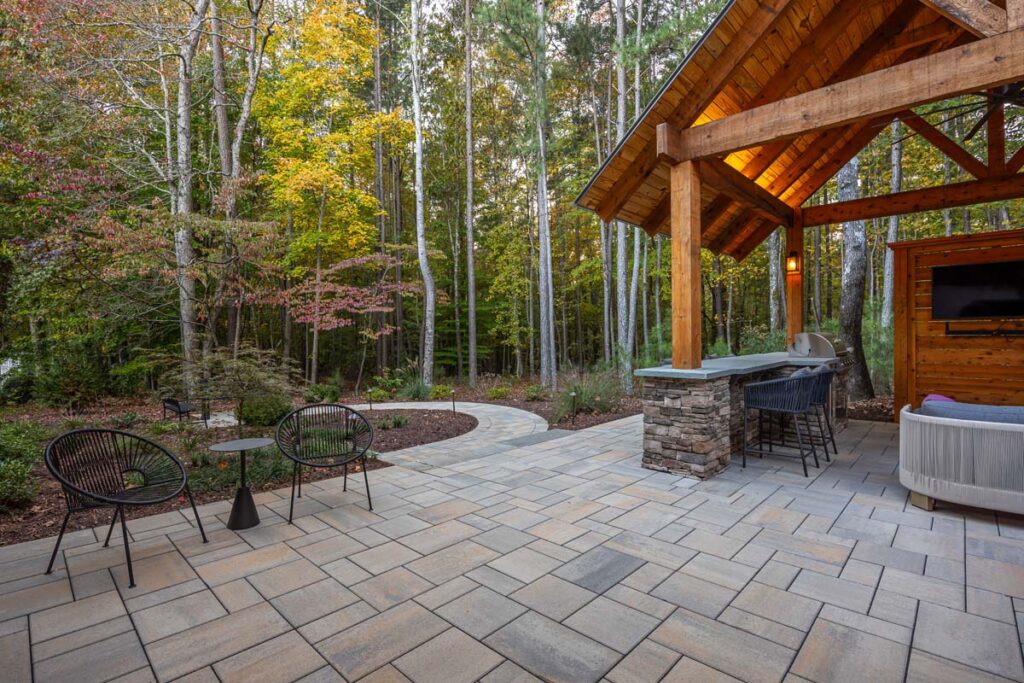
top-left (742, 373), bottom-right (819, 476)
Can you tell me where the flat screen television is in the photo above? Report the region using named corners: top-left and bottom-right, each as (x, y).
top-left (931, 260), bottom-right (1024, 320)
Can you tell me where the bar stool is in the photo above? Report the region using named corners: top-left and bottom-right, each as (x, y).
top-left (742, 373), bottom-right (819, 476)
top-left (809, 366), bottom-right (838, 459)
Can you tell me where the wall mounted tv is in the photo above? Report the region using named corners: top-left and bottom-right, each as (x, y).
top-left (931, 260), bottom-right (1024, 320)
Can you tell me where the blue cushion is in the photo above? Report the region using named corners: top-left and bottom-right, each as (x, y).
top-left (918, 400), bottom-right (1024, 425)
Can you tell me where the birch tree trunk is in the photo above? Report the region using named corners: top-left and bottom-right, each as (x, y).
top-left (173, 0), bottom-right (210, 390)
top-left (838, 157), bottom-right (874, 400)
top-left (465, 0), bottom-right (478, 386)
top-left (615, 0), bottom-right (631, 390)
top-left (534, 0), bottom-right (557, 389)
top-left (881, 120), bottom-right (901, 329)
top-left (411, 0), bottom-right (436, 386)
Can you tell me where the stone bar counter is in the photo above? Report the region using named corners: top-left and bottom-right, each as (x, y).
top-left (635, 352), bottom-right (848, 479)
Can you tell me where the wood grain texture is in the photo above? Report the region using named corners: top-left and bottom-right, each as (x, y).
top-left (671, 161), bottom-right (703, 369)
top-left (918, 0), bottom-right (1006, 36)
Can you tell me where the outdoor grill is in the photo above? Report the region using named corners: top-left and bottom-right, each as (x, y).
top-left (789, 332), bottom-right (851, 428)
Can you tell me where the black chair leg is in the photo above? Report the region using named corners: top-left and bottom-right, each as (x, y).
top-left (815, 408), bottom-right (831, 462)
top-left (823, 407), bottom-right (838, 454)
top-left (343, 462), bottom-right (348, 492)
top-left (297, 464), bottom-right (303, 498)
top-left (117, 506), bottom-right (135, 589)
top-left (103, 507), bottom-right (119, 547)
top-left (288, 461), bottom-right (298, 524)
top-left (741, 409), bottom-right (749, 466)
top-left (362, 456), bottom-right (373, 511)
top-left (804, 414), bottom-right (820, 468)
top-left (794, 416), bottom-right (809, 478)
top-left (46, 510), bottom-right (71, 575)
top-left (185, 486), bottom-right (208, 543)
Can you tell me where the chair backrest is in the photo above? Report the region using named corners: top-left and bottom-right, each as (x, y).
top-left (744, 373), bottom-right (818, 413)
top-left (45, 429), bottom-right (185, 507)
top-left (276, 404), bottom-right (374, 467)
top-left (163, 398), bottom-right (184, 412)
top-left (810, 368), bottom-right (836, 405)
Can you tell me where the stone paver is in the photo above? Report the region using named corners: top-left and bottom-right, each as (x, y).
top-left (1, 405), bottom-right (1022, 683)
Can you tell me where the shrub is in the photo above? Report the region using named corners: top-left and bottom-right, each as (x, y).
top-left (486, 386), bottom-right (511, 400)
top-left (365, 387), bottom-right (390, 403)
top-left (0, 421), bottom-right (49, 463)
top-left (304, 383), bottom-right (340, 404)
top-left (109, 358), bottom-right (152, 396)
top-left (398, 379), bottom-right (431, 400)
top-left (430, 384), bottom-right (453, 400)
top-left (0, 368), bottom-right (34, 405)
top-left (738, 324), bottom-right (787, 355)
top-left (237, 393), bottom-right (292, 427)
top-left (110, 412), bottom-right (144, 430)
top-left (0, 459), bottom-right (37, 509)
top-left (552, 373), bottom-right (621, 422)
top-left (390, 414), bottom-right (409, 428)
top-left (148, 420), bottom-right (176, 436)
top-left (524, 384), bottom-right (547, 402)
top-left (370, 370), bottom-right (404, 397)
top-left (376, 419), bottom-right (390, 431)
top-left (706, 339), bottom-right (731, 358)
top-left (34, 348), bottom-right (106, 411)
top-left (188, 446), bottom-right (290, 494)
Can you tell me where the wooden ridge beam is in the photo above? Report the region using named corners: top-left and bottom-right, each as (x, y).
top-left (670, 29), bottom-right (1024, 161)
top-left (801, 173), bottom-right (1024, 226)
top-left (591, 0), bottom-right (796, 222)
top-left (917, 0), bottom-right (1007, 37)
top-left (697, 158), bottom-right (794, 226)
top-left (898, 109), bottom-right (989, 178)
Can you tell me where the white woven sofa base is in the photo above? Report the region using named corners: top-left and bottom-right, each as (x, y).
top-left (899, 405), bottom-right (1024, 515)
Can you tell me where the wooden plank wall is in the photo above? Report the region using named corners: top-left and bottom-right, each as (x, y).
top-left (892, 228), bottom-right (1024, 420)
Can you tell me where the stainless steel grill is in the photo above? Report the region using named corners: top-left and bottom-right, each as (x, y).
top-left (788, 332), bottom-right (850, 429)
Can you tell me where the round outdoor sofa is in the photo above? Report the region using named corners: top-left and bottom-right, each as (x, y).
top-left (899, 404), bottom-right (1024, 515)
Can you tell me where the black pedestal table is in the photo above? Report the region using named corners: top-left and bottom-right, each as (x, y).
top-left (209, 437), bottom-right (275, 530)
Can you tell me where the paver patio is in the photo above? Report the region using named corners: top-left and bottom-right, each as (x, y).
top-left (2, 401), bottom-right (1024, 682)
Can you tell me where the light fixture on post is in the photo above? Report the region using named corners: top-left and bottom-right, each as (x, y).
top-left (786, 251), bottom-right (799, 273)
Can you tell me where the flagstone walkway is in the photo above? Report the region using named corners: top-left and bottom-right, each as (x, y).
top-left (2, 403), bottom-right (1023, 682)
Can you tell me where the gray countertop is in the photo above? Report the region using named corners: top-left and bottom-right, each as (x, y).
top-left (634, 351), bottom-right (834, 380)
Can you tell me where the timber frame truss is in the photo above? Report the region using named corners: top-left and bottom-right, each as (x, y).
top-left (576, 0), bottom-right (1024, 368)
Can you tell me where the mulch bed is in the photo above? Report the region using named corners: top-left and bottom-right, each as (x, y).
top-left (849, 396), bottom-right (896, 422)
top-left (0, 405), bottom-right (476, 546)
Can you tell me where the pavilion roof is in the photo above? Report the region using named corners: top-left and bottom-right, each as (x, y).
top-left (575, 0), bottom-right (976, 260)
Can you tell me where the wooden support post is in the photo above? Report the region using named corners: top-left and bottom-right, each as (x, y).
top-left (671, 160), bottom-right (702, 369)
top-left (785, 211), bottom-right (804, 346)
top-left (988, 100), bottom-right (1005, 175)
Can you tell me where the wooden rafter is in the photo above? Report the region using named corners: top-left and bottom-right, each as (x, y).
top-left (898, 109), bottom-right (989, 178)
top-left (669, 29), bottom-right (1024, 161)
top-left (697, 158), bottom-right (794, 226)
top-left (1010, 145), bottom-right (1024, 173)
top-left (801, 173), bottom-right (1024, 226)
top-left (917, 0), bottom-right (1007, 37)
top-left (591, 0), bottom-right (796, 222)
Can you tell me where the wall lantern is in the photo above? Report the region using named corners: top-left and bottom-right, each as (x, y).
top-left (786, 251), bottom-right (799, 273)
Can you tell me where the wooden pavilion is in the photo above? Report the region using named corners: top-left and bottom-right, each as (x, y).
top-left (576, 0), bottom-right (1024, 370)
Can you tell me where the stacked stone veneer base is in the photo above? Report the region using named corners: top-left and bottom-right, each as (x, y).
top-left (641, 366), bottom-right (847, 479)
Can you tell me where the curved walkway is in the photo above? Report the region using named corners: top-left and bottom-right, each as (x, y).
top-left (349, 401), bottom-right (550, 471)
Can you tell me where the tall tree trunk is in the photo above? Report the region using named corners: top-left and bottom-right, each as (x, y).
top-left (172, 0), bottom-right (210, 390)
top-left (881, 121), bottom-right (902, 329)
top-left (767, 229), bottom-right (781, 331)
top-left (712, 255), bottom-right (725, 343)
top-left (465, 0), bottom-right (478, 386)
top-left (534, 0), bottom-right (556, 389)
top-left (210, 0), bottom-right (231, 186)
top-left (410, 0), bottom-right (436, 385)
top-left (615, 0), bottom-right (631, 390)
top-left (813, 225), bottom-right (822, 329)
top-left (838, 157), bottom-right (874, 400)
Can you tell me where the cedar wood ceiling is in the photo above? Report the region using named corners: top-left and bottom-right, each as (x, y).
top-left (574, 0), bottom-right (973, 260)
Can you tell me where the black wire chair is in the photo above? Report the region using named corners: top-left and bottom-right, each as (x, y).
top-left (44, 429), bottom-right (207, 588)
top-left (742, 373), bottom-right (820, 476)
top-left (275, 404), bottom-right (374, 523)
